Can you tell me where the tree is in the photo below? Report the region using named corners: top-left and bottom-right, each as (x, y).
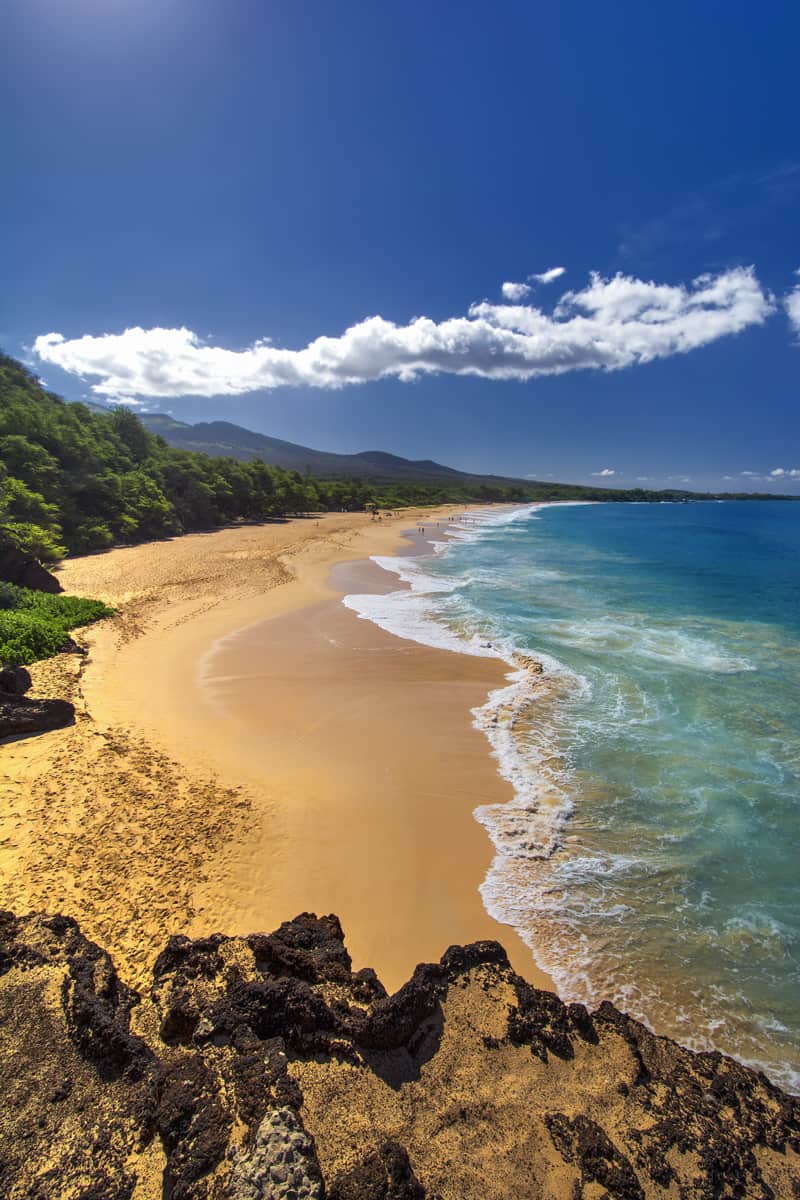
top-left (0, 474), bottom-right (66, 561)
top-left (109, 406), bottom-right (155, 464)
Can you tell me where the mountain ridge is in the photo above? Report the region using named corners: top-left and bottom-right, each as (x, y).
top-left (138, 412), bottom-right (533, 484)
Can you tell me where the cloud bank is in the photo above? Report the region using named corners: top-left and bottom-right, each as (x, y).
top-left (736, 468), bottom-right (800, 481)
top-left (34, 267), bottom-right (773, 402)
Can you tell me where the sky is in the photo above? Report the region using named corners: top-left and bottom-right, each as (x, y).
top-left (3, 0), bottom-right (800, 491)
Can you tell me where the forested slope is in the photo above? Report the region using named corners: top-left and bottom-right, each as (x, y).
top-left (1, 352), bottom-right (793, 566)
top-left (0, 354), bottom-right (380, 559)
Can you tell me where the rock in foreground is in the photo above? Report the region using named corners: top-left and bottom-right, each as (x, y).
top-left (0, 693), bottom-right (75, 739)
top-left (0, 910), bottom-right (797, 1199)
top-left (0, 662), bottom-right (75, 739)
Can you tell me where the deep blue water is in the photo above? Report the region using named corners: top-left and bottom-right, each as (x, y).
top-left (346, 500), bottom-right (800, 1091)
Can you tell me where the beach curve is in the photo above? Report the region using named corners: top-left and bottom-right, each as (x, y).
top-left (0, 507), bottom-right (552, 992)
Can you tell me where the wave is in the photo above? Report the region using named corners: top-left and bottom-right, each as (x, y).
top-left (342, 501), bottom-right (800, 1095)
top-left (343, 587), bottom-right (500, 659)
top-left (535, 615), bottom-right (754, 673)
top-left (344, 501), bottom-right (592, 913)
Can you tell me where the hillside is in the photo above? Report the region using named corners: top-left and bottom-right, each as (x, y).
top-left (139, 413), bottom-right (524, 485)
top-left (0, 353), bottom-right (569, 569)
top-left (2, 353), bottom-right (797, 571)
top-left (0, 355), bottom-right (437, 560)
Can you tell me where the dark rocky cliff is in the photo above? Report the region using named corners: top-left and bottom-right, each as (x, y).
top-left (0, 910), bottom-right (798, 1199)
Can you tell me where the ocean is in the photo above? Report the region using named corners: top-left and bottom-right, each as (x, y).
top-left (343, 500), bottom-right (800, 1092)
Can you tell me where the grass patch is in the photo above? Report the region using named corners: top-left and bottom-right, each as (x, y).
top-left (0, 583), bottom-right (113, 666)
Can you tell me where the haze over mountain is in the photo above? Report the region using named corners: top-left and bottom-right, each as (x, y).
top-left (138, 413), bottom-right (529, 485)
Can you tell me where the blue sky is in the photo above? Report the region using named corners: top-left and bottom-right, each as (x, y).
top-left (3, 0), bottom-right (799, 490)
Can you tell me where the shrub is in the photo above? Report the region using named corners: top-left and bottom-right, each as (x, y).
top-left (0, 581), bottom-right (22, 610)
top-left (72, 520), bottom-right (115, 554)
top-left (0, 588), bottom-right (113, 666)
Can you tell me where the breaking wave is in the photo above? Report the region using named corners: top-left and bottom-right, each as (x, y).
top-left (343, 500), bottom-right (800, 1094)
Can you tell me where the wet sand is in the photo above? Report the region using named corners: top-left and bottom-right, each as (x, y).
top-left (0, 508), bottom-right (552, 992)
top-left (198, 579), bottom-right (544, 986)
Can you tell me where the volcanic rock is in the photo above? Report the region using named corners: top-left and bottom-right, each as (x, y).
top-left (0, 909), bottom-right (798, 1199)
top-left (0, 665), bottom-right (32, 694)
top-left (0, 694), bottom-right (75, 740)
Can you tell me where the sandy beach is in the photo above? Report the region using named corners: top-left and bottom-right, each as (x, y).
top-left (0, 507), bottom-right (552, 992)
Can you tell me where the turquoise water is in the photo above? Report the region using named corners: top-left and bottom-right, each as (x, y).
top-left (345, 501), bottom-right (800, 1092)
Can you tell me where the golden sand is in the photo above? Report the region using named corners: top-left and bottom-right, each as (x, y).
top-left (0, 508), bottom-right (552, 991)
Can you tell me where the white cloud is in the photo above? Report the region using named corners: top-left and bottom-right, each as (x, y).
top-left (592, 468), bottom-right (616, 477)
top-left (636, 475), bottom-right (651, 481)
top-left (34, 266), bottom-right (774, 401)
top-left (786, 272), bottom-right (800, 335)
top-left (530, 266), bottom-right (566, 284)
top-left (732, 468), bottom-right (800, 483)
top-left (501, 281), bottom-right (532, 302)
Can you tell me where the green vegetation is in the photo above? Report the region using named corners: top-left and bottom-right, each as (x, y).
top-left (0, 351), bottom-right (561, 559)
top-left (0, 353), bottom-right (382, 561)
top-left (0, 583), bottom-right (113, 666)
top-left (1, 351), bottom-right (795, 574)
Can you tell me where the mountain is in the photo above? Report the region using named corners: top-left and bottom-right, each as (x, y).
top-left (4, 352), bottom-right (563, 569)
top-left (138, 413), bottom-right (525, 485)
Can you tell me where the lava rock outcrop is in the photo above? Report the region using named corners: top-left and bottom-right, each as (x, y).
top-left (0, 909), bottom-right (798, 1199)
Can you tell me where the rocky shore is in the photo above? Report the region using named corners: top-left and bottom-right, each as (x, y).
top-left (1, 910), bottom-right (798, 1199)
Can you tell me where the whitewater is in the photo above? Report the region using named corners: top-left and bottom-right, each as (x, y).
top-left (344, 499), bottom-right (800, 1093)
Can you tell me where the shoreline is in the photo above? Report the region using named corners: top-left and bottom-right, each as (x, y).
top-left (197, 512), bottom-right (553, 989)
top-left (0, 505), bottom-right (553, 992)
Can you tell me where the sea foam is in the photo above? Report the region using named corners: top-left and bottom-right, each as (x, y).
top-left (344, 503), bottom-right (590, 897)
top-left (343, 499), bottom-right (800, 1095)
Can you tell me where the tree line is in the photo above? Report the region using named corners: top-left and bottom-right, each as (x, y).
top-left (1, 352), bottom-right (793, 566)
top-left (0, 354), bottom-right (393, 560)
